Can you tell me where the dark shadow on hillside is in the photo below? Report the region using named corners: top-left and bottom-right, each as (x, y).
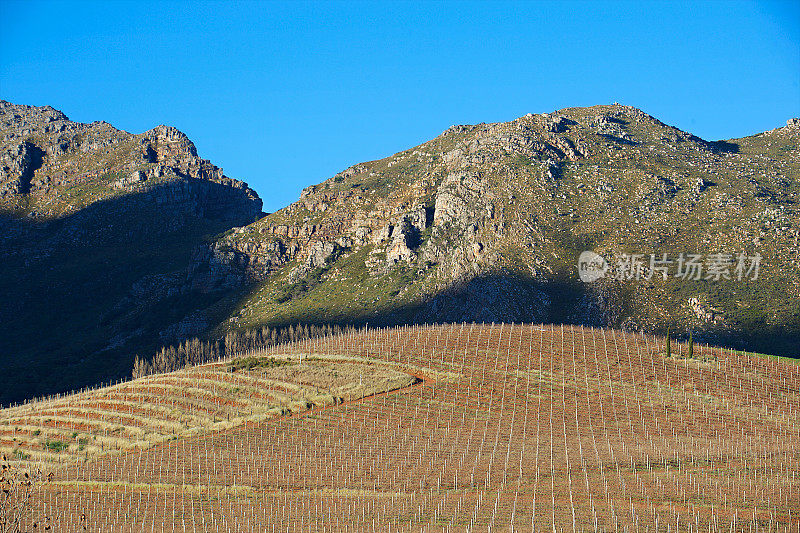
top-left (706, 140), bottom-right (739, 154)
top-left (5, 195), bottom-right (797, 406)
top-left (254, 271), bottom-right (800, 360)
top-left (19, 143), bottom-right (45, 194)
top-left (0, 180), bottom-right (258, 406)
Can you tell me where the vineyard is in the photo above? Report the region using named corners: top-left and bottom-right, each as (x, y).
top-left (2, 324), bottom-right (799, 531)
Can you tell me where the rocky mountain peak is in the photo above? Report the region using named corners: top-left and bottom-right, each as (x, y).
top-left (145, 124), bottom-right (199, 159)
top-left (0, 99), bottom-right (70, 124)
top-left (1, 101), bottom-right (797, 406)
top-left (0, 101), bottom-right (268, 404)
top-left (196, 105), bottom-right (798, 358)
top-left (0, 101), bottom-right (262, 222)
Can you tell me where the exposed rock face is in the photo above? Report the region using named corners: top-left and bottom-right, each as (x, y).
top-left (113, 170), bottom-right (147, 188)
top-left (433, 172), bottom-right (488, 228)
top-left (386, 220), bottom-right (416, 264)
top-left (0, 100), bottom-right (264, 405)
top-left (0, 141), bottom-right (44, 196)
top-left (426, 171), bottom-right (494, 278)
top-left (0, 100), bottom-right (262, 223)
top-left (307, 240), bottom-right (337, 268)
top-left (2, 99), bottom-right (799, 405)
top-left (200, 104), bottom-right (799, 358)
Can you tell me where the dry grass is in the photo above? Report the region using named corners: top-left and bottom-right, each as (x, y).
top-left (0, 354), bottom-right (418, 471)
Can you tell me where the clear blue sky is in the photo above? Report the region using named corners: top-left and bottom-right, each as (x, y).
top-left (1, 1), bottom-right (798, 212)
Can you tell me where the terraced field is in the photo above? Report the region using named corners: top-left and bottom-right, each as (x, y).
top-left (3, 324), bottom-right (799, 531)
top-left (1, 351), bottom-right (421, 470)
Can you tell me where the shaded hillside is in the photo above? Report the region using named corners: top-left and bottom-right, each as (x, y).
top-left (2, 100), bottom-right (799, 405)
top-left (5, 325), bottom-right (798, 530)
top-left (0, 101), bottom-right (263, 405)
top-left (202, 106), bottom-right (800, 356)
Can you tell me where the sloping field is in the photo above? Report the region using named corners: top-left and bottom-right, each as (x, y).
top-left (3, 324), bottom-right (799, 531)
top-left (1, 354), bottom-right (420, 470)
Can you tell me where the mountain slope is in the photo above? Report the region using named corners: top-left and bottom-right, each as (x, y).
top-left (2, 101), bottom-right (798, 405)
top-left (6, 325), bottom-right (799, 530)
top-left (203, 105), bottom-right (799, 355)
top-left (0, 101), bottom-right (263, 405)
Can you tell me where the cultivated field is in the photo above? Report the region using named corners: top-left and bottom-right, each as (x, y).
top-left (1, 353), bottom-right (421, 469)
top-left (2, 324), bottom-right (799, 531)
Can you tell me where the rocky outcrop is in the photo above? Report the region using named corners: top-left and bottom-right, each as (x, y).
top-left (0, 100), bottom-right (262, 224)
top-left (113, 169), bottom-right (148, 188)
top-left (0, 101), bottom-right (266, 405)
top-left (195, 104), bottom-right (799, 358)
top-left (0, 140), bottom-right (44, 196)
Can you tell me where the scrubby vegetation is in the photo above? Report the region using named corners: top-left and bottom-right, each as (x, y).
top-left (0, 454), bottom-right (54, 532)
top-left (227, 356), bottom-right (293, 372)
top-left (42, 440), bottom-right (69, 453)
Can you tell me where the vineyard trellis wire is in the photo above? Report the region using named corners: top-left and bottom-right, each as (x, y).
top-left (1, 323), bottom-right (798, 531)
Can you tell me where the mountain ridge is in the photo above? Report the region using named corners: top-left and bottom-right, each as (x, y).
top-left (0, 100), bottom-right (263, 404)
top-left (1, 100), bottom-right (798, 405)
top-left (197, 103), bottom-right (799, 357)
